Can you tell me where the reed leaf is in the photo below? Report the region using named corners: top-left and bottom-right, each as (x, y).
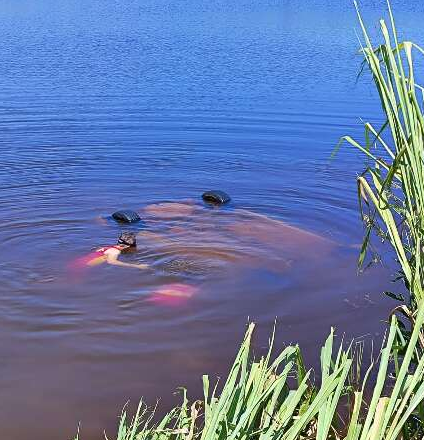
top-left (341, 1), bottom-right (424, 308)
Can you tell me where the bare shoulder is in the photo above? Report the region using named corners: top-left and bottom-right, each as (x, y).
top-left (104, 247), bottom-right (121, 257)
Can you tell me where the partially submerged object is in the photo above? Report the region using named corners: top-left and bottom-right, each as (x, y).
top-left (202, 190), bottom-right (231, 205)
top-left (112, 210), bottom-right (141, 223)
top-left (144, 202), bottom-right (195, 218)
top-left (147, 283), bottom-right (198, 305)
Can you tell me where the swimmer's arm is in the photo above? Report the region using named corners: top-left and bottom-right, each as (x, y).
top-left (108, 259), bottom-right (149, 269)
top-left (104, 248), bottom-right (149, 270)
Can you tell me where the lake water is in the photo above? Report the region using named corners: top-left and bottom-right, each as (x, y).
top-left (0, 0), bottom-right (423, 438)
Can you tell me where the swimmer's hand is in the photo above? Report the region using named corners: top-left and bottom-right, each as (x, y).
top-left (136, 263), bottom-right (149, 269)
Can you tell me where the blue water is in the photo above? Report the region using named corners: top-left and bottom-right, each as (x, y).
top-left (1, 1), bottom-right (423, 242)
top-left (0, 1), bottom-right (423, 439)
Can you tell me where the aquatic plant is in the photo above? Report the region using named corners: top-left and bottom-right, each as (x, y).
top-left (340, 1), bottom-right (424, 318)
top-left (80, 309), bottom-right (424, 440)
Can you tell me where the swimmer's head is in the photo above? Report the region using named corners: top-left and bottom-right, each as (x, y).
top-left (118, 232), bottom-right (137, 247)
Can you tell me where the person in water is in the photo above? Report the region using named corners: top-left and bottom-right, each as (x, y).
top-left (89, 198), bottom-right (336, 304)
top-left (71, 232), bottom-right (149, 270)
top-left (69, 230), bottom-right (197, 305)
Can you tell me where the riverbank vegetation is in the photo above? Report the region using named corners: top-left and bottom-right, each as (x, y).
top-left (89, 314), bottom-right (424, 440)
top-left (74, 2), bottom-right (424, 439)
top-left (342, 1), bottom-right (424, 322)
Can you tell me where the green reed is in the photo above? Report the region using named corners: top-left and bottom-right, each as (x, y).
top-left (340, 0), bottom-right (424, 315)
top-left (88, 313), bottom-right (424, 440)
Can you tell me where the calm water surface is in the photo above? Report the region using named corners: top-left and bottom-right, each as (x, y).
top-left (1, 1), bottom-right (424, 438)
